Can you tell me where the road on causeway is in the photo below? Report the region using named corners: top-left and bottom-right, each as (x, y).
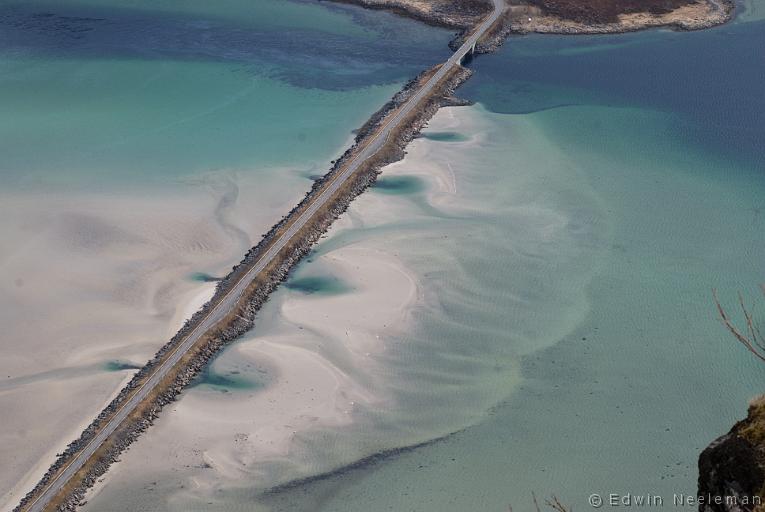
top-left (21, 1), bottom-right (505, 510)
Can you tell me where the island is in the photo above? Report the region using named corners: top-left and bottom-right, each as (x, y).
top-left (333, 0), bottom-right (734, 35)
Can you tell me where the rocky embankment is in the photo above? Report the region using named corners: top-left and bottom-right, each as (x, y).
top-left (698, 396), bottom-right (765, 512)
top-left (15, 63), bottom-right (474, 512)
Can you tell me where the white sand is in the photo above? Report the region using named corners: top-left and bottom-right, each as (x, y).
top-left (0, 169), bottom-right (308, 510)
top-left (168, 283), bottom-right (217, 338)
top-left (81, 232), bottom-right (421, 507)
top-left (79, 109), bottom-right (482, 510)
top-left (81, 105), bottom-right (600, 511)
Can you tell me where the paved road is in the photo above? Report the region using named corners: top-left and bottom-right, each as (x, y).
top-left (21, 2), bottom-right (504, 511)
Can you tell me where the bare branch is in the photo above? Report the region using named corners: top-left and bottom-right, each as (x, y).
top-left (752, 320), bottom-right (765, 352)
top-left (713, 288), bottom-right (765, 364)
top-left (545, 495), bottom-right (572, 512)
top-left (753, 284), bottom-right (765, 347)
top-left (739, 292), bottom-right (765, 352)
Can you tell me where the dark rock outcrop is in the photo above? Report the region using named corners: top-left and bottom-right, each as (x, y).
top-left (698, 398), bottom-right (765, 512)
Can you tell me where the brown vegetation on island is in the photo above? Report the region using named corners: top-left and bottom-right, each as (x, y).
top-left (332, 0), bottom-right (734, 42)
top-left (524, 0), bottom-right (707, 24)
top-left (505, 0), bottom-right (733, 34)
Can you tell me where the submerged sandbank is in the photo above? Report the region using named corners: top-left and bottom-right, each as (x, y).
top-left (79, 104), bottom-right (604, 510)
top-left (0, 171), bottom-right (306, 509)
top-left (1, 1), bottom-right (456, 505)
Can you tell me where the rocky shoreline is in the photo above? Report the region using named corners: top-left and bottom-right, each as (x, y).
top-left (323, 0), bottom-right (493, 29)
top-left (15, 63), bottom-right (474, 512)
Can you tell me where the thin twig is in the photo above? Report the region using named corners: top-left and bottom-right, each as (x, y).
top-left (713, 288), bottom-right (765, 363)
top-left (739, 292), bottom-right (760, 348)
top-left (545, 495), bottom-right (571, 512)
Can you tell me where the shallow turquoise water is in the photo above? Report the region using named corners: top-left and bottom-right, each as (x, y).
top-left (192, 361), bottom-right (263, 392)
top-left (0, 3), bottom-right (454, 506)
top-left (421, 131), bottom-right (470, 142)
top-left (103, 360), bottom-right (141, 372)
top-left (371, 175), bottom-right (426, 195)
top-left (188, 272), bottom-right (222, 283)
top-left (267, 15), bottom-right (765, 512)
top-left (298, 109), bottom-right (764, 512)
top-left (16, 1), bottom-right (765, 510)
top-left (284, 275), bottom-right (351, 296)
top-left (0, 0), bottom-right (453, 187)
top-left (79, 13), bottom-right (765, 510)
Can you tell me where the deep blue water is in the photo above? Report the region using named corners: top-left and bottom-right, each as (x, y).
top-left (461, 21), bottom-right (765, 168)
top-left (0, 0), bottom-right (453, 90)
top-left (0, 0), bottom-right (454, 185)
